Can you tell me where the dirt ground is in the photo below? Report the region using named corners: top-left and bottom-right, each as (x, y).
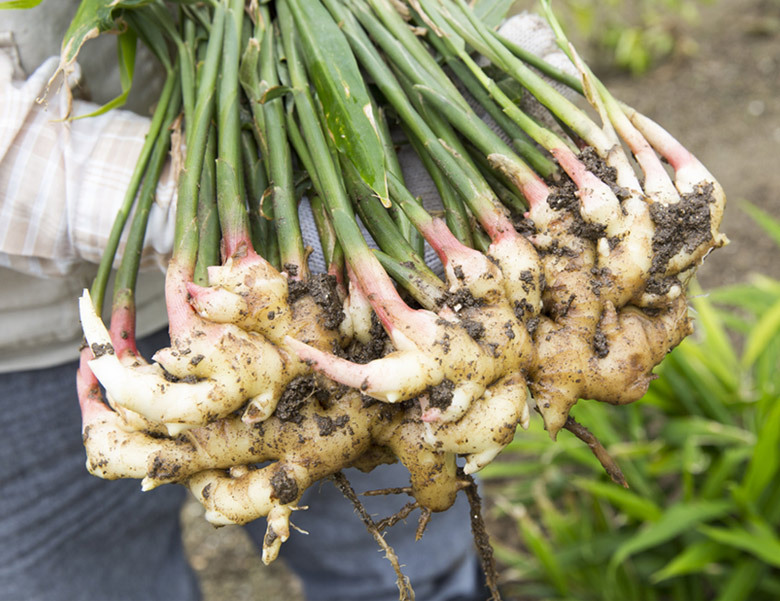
top-left (605, 0), bottom-right (780, 290)
top-left (181, 0), bottom-right (780, 598)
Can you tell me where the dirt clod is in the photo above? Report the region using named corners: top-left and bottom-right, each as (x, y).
top-left (90, 342), bottom-right (115, 358)
top-left (270, 468), bottom-right (299, 504)
top-left (307, 274), bottom-right (344, 330)
top-left (275, 375), bottom-right (317, 424)
top-left (427, 378), bottom-right (455, 411)
top-left (649, 183), bottom-right (714, 275)
top-left (347, 313), bottom-right (388, 364)
top-left (314, 414), bottom-right (350, 437)
top-left (593, 331), bottom-right (609, 358)
top-left (461, 319), bottom-right (485, 341)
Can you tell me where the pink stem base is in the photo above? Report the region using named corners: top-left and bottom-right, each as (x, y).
top-left (76, 348), bottom-right (109, 431)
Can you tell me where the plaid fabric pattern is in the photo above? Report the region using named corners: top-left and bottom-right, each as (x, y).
top-left (0, 53), bottom-right (176, 278)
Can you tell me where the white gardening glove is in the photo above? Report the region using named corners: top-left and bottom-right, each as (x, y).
top-left (498, 12), bottom-right (579, 95)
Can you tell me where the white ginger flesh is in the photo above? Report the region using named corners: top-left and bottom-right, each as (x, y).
top-left (80, 287), bottom-right (300, 433)
top-left (423, 374), bottom-right (530, 474)
top-left (186, 249), bottom-right (293, 342)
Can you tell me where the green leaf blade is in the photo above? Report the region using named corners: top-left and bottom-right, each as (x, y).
top-left (610, 499), bottom-right (734, 568)
top-left (472, 0), bottom-right (516, 29)
top-left (651, 540), bottom-right (730, 583)
top-left (60, 0), bottom-right (153, 65)
top-left (574, 478), bottom-right (663, 522)
top-left (742, 296), bottom-right (780, 367)
top-left (72, 28), bottom-right (137, 119)
top-left (738, 399), bottom-right (780, 503)
top-left (287, 0), bottom-right (388, 204)
top-left (0, 0), bottom-right (44, 8)
top-left (699, 520), bottom-right (780, 568)
top-left (742, 200), bottom-right (780, 249)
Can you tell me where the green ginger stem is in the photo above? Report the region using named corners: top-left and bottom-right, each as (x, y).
top-left (172, 2), bottom-right (226, 272)
top-left (89, 66), bottom-right (178, 314)
top-left (195, 127), bottom-right (220, 285)
top-left (215, 0), bottom-right (251, 257)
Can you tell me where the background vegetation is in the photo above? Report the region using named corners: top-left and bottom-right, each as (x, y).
top-left (513, 0), bottom-right (716, 73)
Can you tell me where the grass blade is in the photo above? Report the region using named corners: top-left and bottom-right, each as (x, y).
top-left (742, 200), bottom-right (780, 249)
top-left (0, 0), bottom-right (44, 8)
top-left (610, 500), bottom-right (733, 568)
top-left (738, 397), bottom-right (780, 503)
top-left (699, 520), bottom-right (780, 568)
top-left (517, 510), bottom-right (570, 596)
top-left (742, 296), bottom-right (780, 367)
top-left (651, 539), bottom-right (730, 583)
top-left (689, 290), bottom-right (740, 378)
top-left (573, 478), bottom-right (662, 522)
top-left (714, 558), bottom-right (764, 601)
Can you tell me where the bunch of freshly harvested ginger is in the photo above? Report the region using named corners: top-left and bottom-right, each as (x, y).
top-left (68, 0), bottom-right (726, 593)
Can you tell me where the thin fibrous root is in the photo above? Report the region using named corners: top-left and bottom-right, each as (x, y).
top-left (562, 416), bottom-right (627, 488)
top-left (331, 472), bottom-right (415, 601)
top-left (415, 508), bottom-right (432, 541)
top-left (459, 470), bottom-right (502, 601)
top-left (375, 501), bottom-right (420, 532)
top-left (363, 486), bottom-right (414, 497)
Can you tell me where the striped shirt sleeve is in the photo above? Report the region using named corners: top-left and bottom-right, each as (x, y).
top-left (0, 52), bottom-right (176, 278)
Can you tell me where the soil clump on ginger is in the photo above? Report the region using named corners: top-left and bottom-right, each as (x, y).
top-left (346, 313), bottom-right (388, 364)
top-left (649, 183), bottom-right (714, 275)
top-left (307, 274), bottom-right (345, 330)
top-left (275, 375), bottom-right (318, 424)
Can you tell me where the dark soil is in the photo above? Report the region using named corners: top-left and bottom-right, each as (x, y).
top-left (313, 413), bottom-right (350, 437)
top-left (288, 274), bottom-right (345, 330)
top-left (649, 182), bottom-right (715, 275)
top-left (269, 468), bottom-right (299, 505)
top-left (307, 274), bottom-right (345, 330)
top-left (427, 378), bottom-right (456, 411)
top-left (275, 375), bottom-right (318, 425)
top-left (345, 312), bottom-right (388, 364)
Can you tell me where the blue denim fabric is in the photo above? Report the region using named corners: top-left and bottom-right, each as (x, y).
top-left (0, 328), bottom-right (198, 601)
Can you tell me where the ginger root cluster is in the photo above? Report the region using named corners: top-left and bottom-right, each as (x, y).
top-left (78, 143), bottom-right (723, 562)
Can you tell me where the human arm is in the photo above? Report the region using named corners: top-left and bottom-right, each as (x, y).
top-left (0, 50), bottom-right (176, 277)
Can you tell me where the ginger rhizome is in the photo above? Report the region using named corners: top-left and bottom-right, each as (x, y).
top-left (72, 0), bottom-right (727, 596)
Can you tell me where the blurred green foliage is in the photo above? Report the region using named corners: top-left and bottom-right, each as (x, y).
top-left (520, 0), bottom-right (715, 74)
top-left (484, 205), bottom-right (780, 600)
